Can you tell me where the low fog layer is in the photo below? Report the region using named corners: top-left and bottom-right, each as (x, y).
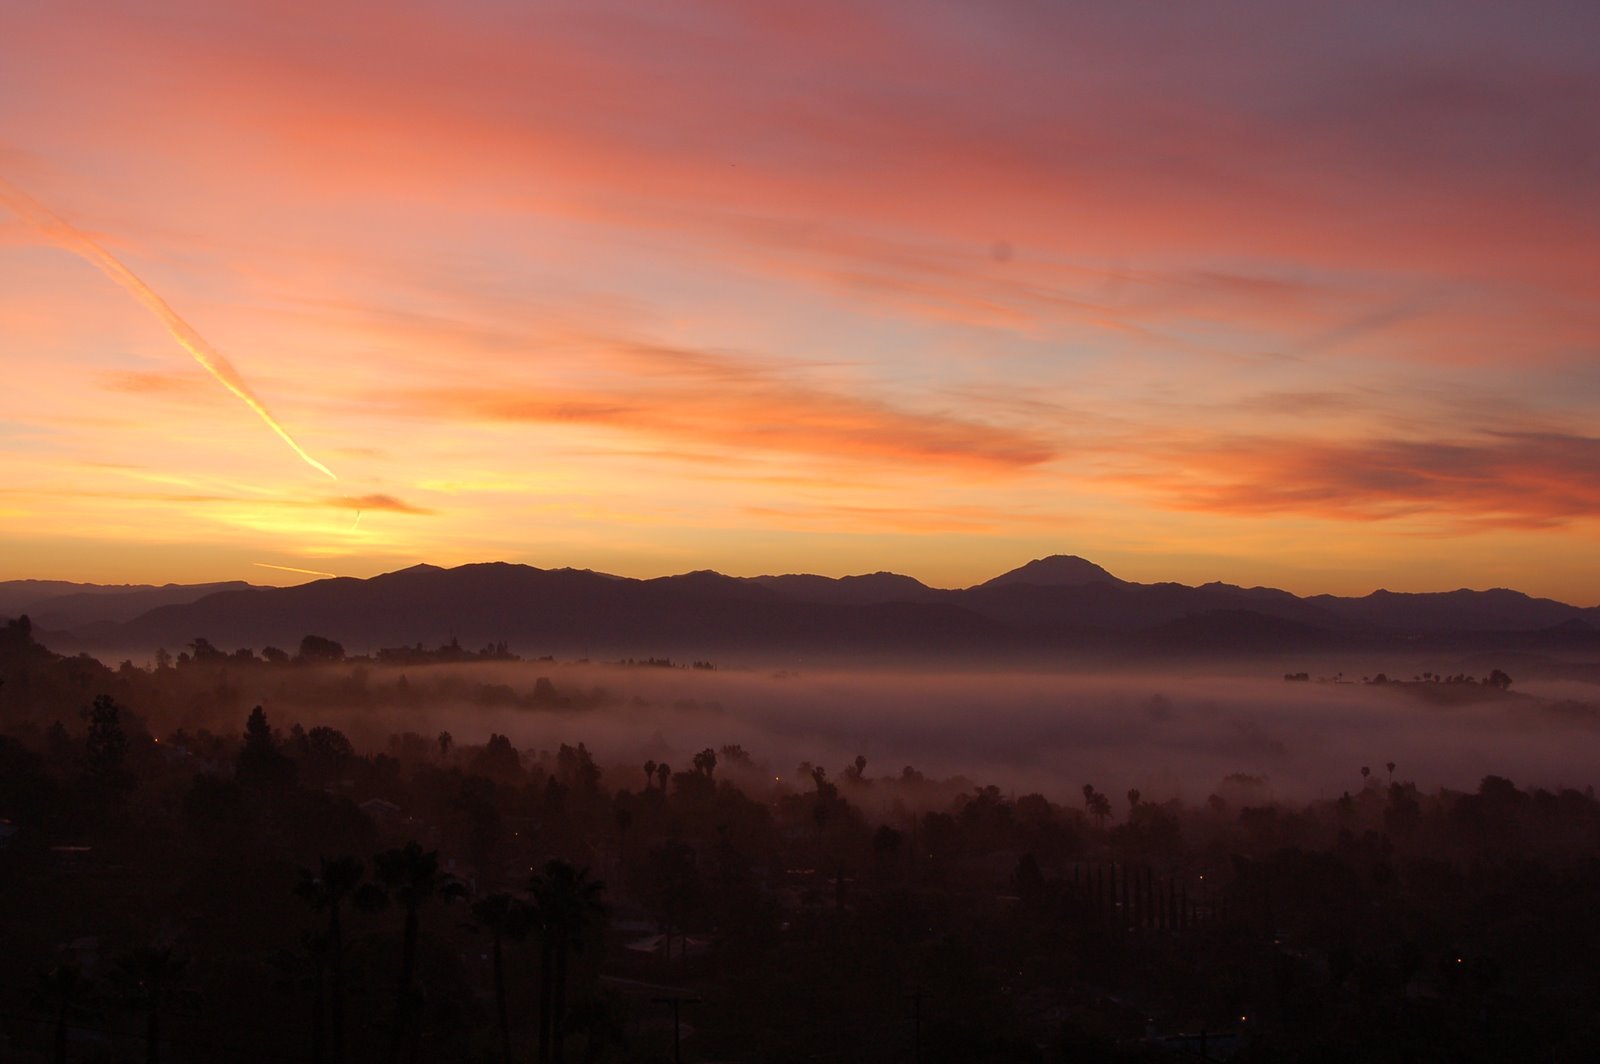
top-left (207, 662), bottom-right (1600, 805)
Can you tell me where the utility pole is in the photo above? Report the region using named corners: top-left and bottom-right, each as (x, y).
top-left (651, 995), bottom-right (700, 1064)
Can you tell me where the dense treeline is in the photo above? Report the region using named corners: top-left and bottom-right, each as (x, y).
top-left (3, 615), bottom-right (1600, 1061)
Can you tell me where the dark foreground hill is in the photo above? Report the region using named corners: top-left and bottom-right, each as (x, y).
top-left (14, 554), bottom-right (1600, 664)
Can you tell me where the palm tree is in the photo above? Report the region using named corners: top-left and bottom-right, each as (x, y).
top-left (529, 860), bottom-right (608, 1064)
top-left (471, 893), bottom-right (531, 1064)
top-left (655, 762), bottom-right (671, 792)
top-left (295, 856), bottom-right (375, 1064)
top-left (373, 842), bottom-right (465, 1064)
top-left (116, 946), bottom-right (187, 1064)
top-left (643, 759), bottom-right (657, 791)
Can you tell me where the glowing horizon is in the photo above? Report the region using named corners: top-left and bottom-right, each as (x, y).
top-left (2, 1), bottom-right (1598, 603)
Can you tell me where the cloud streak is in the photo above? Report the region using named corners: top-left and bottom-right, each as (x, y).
top-left (328, 493), bottom-right (434, 515)
top-left (387, 342), bottom-right (1057, 472)
top-left (1122, 431), bottom-right (1600, 529)
top-left (0, 485), bottom-right (431, 516)
top-left (0, 176), bottom-right (336, 479)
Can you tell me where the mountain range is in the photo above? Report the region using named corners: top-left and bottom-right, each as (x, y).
top-left (5, 556), bottom-right (1598, 664)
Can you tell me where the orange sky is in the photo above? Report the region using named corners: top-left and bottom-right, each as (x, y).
top-left (2, 1), bottom-right (1598, 600)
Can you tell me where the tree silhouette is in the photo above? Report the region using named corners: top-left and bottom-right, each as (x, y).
top-left (237, 706), bottom-right (296, 792)
top-left (6, 612), bottom-right (33, 644)
top-left (299, 726), bottom-right (355, 788)
top-left (1088, 791), bottom-right (1111, 827)
top-left (187, 636), bottom-right (225, 663)
top-left (471, 892), bottom-right (532, 1064)
top-left (692, 747), bottom-right (717, 779)
top-left (372, 841), bottom-right (465, 1064)
top-left (644, 759), bottom-right (657, 791)
top-left (655, 762), bottom-right (671, 792)
top-left (1082, 784), bottom-right (1111, 827)
top-left (472, 734), bottom-right (523, 783)
top-left (555, 742), bottom-right (601, 793)
top-left (529, 860), bottom-right (607, 1064)
top-left (297, 634), bottom-right (345, 663)
top-left (82, 693), bottom-right (133, 804)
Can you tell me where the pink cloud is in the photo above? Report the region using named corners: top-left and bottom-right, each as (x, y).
top-left (1119, 431), bottom-right (1600, 529)
top-left (9, 1), bottom-right (1595, 308)
top-left (384, 343), bottom-right (1058, 472)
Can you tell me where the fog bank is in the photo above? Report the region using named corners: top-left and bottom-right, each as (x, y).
top-left (223, 663), bottom-right (1600, 804)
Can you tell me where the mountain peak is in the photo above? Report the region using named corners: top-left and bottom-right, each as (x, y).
top-left (980, 555), bottom-right (1121, 589)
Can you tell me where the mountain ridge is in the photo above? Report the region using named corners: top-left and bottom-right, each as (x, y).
top-left (8, 557), bottom-right (1599, 663)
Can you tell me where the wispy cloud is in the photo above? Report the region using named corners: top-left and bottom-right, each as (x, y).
top-left (742, 502), bottom-right (1072, 535)
top-left (1119, 431), bottom-right (1600, 530)
top-left (99, 370), bottom-right (212, 397)
top-left (1, 485), bottom-right (433, 516)
top-left (382, 341), bottom-right (1057, 472)
top-left (327, 493), bottom-right (434, 515)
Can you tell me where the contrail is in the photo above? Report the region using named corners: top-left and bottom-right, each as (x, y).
top-left (0, 177), bottom-right (336, 479)
top-left (253, 562), bottom-right (338, 579)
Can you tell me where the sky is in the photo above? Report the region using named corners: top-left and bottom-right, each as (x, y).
top-left (2, 0), bottom-right (1598, 600)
